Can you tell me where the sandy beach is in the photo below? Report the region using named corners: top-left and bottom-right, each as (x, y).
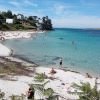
top-left (0, 30), bottom-right (44, 40)
top-left (0, 30), bottom-right (100, 100)
top-left (0, 43), bottom-right (12, 56)
top-left (0, 66), bottom-right (99, 99)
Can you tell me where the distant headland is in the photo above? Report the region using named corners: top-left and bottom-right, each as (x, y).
top-left (0, 10), bottom-right (53, 31)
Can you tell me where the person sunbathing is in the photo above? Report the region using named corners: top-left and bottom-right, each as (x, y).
top-left (50, 68), bottom-right (57, 74)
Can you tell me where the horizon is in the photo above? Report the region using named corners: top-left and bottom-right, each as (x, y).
top-left (0, 0), bottom-right (100, 28)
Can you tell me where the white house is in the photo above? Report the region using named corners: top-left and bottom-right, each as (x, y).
top-left (6, 19), bottom-right (13, 24)
top-left (17, 14), bottom-right (24, 20)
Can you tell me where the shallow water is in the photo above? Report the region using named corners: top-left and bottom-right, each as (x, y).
top-left (4, 28), bottom-right (100, 76)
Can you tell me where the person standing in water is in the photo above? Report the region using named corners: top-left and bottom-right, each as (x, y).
top-left (59, 58), bottom-right (63, 68)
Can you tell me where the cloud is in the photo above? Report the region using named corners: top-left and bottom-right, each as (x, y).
top-left (9, 0), bottom-right (38, 8)
top-left (9, 1), bottom-right (20, 7)
top-left (54, 4), bottom-right (66, 14)
top-left (53, 3), bottom-right (75, 15)
top-left (53, 15), bottom-right (100, 28)
top-left (24, 0), bottom-right (38, 7)
top-left (80, 0), bottom-right (100, 8)
top-left (51, 1), bottom-right (100, 28)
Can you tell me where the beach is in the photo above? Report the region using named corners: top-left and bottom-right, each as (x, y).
top-left (0, 30), bottom-right (100, 99)
top-left (0, 30), bottom-right (44, 40)
top-left (0, 66), bottom-right (100, 99)
top-left (0, 43), bottom-right (12, 56)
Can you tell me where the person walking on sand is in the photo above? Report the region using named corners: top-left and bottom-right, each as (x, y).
top-left (59, 58), bottom-right (63, 68)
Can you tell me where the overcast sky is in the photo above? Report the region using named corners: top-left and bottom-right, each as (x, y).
top-left (0, 0), bottom-right (100, 28)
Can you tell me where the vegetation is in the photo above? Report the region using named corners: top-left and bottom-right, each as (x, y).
top-left (41, 16), bottom-right (53, 30)
top-left (43, 88), bottom-right (54, 98)
top-left (34, 73), bottom-right (47, 82)
top-left (0, 10), bottom-right (53, 31)
top-left (0, 57), bottom-right (35, 77)
top-left (30, 81), bottom-right (54, 100)
top-left (10, 94), bottom-right (25, 100)
top-left (72, 81), bottom-right (100, 100)
top-left (28, 72), bottom-right (54, 99)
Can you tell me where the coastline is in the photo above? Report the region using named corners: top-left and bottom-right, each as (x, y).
top-left (0, 30), bottom-right (45, 56)
top-left (0, 30), bottom-right (100, 99)
top-left (0, 64), bottom-right (99, 99)
top-left (0, 55), bottom-right (100, 99)
top-left (0, 30), bottom-right (45, 40)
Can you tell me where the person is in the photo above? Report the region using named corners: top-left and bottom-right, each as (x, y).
top-left (27, 87), bottom-right (35, 100)
top-left (59, 58), bottom-right (63, 68)
top-left (50, 68), bottom-right (56, 74)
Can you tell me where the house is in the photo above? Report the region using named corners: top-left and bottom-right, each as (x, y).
top-left (36, 22), bottom-right (42, 30)
top-left (17, 14), bottom-right (24, 20)
top-left (36, 19), bottom-right (43, 30)
top-left (6, 19), bottom-right (13, 24)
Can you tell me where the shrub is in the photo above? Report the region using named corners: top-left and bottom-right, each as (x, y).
top-left (34, 73), bottom-right (47, 82)
top-left (44, 88), bottom-right (54, 97)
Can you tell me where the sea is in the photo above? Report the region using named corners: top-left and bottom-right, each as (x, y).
top-left (4, 28), bottom-right (100, 76)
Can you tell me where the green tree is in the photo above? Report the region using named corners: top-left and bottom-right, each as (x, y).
top-left (6, 10), bottom-right (13, 18)
top-left (72, 81), bottom-right (100, 100)
top-left (41, 16), bottom-right (53, 30)
top-left (0, 14), bottom-right (4, 19)
top-left (30, 81), bottom-right (54, 100)
top-left (27, 16), bottom-right (37, 27)
top-left (29, 73), bottom-right (54, 100)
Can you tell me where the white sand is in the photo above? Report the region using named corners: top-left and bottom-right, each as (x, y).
top-left (0, 67), bottom-right (99, 99)
top-left (0, 31), bottom-right (44, 40)
top-left (0, 43), bottom-right (11, 56)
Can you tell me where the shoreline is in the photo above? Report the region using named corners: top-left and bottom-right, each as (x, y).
top-left (0, 30), bottom-right (45, 40)
top-left (12, 54), bottom-right (39, 66)
top-left (0, 29), bottom-right (98, 77)
top-left (0, 30), bottom-right (45, 56)
top-left (0, 53), bottom-right (100, 99)
top-left (0, 30), bottom-right (100, 99)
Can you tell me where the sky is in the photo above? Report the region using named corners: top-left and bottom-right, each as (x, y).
top-left (0, 0), bottom-right (100, 28)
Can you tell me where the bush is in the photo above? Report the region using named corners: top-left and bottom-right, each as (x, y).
top-left (44, 88), bottom-right (54, 97)
top-left (34, 73), bottom-right (47, 82)
top-left (10, 94), bottom-right (26, 100)
top-left (1, 24), bottom-right (9, 30)
top-left (14, 24), bottom-right (24, 30)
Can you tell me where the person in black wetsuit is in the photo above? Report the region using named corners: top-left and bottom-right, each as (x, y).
top-left (59, 58), bottom-right (63, 68)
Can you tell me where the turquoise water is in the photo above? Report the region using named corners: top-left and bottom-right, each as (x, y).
top-left (4, 28), bottom-right (100, 76)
